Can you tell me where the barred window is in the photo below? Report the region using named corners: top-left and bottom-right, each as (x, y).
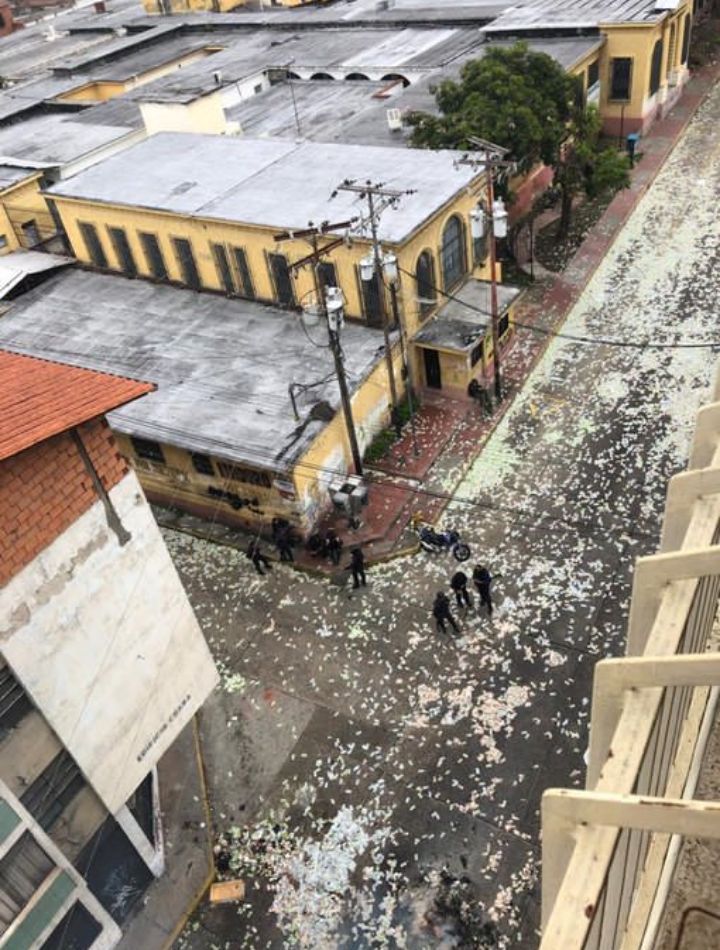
top-left (78, 222), bottom-right (107, 268)
top-left (216, 460), bottom-right (271, 488)
top-left (139, 232), bottom-right (167, 280)
top-left (441, 215), bottom-right (467, 290)
top-left (131, 437), bottom-right (165, 464)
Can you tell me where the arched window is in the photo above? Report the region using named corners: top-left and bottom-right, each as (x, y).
top-left (415, 251), bottom-right (436, 317)
top-left (441, 215), bottom-right (467, 290)
top-left (649, 39), bottom-right (663, 95)
top-left (681, 14), bottom-right (692, 65)
top-left (380, 73), bottom-right (410, 88)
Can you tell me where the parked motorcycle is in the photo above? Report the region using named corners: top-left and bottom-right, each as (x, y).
top-left (415, 522), bottom-right (471, 561)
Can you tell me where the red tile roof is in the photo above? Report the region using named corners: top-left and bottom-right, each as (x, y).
top-left (0, 349), bottom-right (154, 462)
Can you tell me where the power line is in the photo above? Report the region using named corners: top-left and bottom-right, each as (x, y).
top-left (396, 265), bottom-right (720, 350)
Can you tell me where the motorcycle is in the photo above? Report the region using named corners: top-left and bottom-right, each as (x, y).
top-left (415, 522), bottom-right (471, 561)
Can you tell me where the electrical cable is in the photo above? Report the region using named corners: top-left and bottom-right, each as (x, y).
top-left (396, 265), bottom-right (720, 350)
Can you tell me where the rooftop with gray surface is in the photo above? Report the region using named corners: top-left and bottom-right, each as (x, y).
top-left (0, 270), bottom-right (386, 469)
top-left (0, 109), bottom-right (141, 170)
top-left (128, 26), bottom-right (483, 103)
top-left (483, 0), bottom-right (681, 32)
top-left (413, 279), bottom-right (521, 351)
top-left (49, 132), bottom-right (482, 242)
top-left (227, 34), bottom-right (601, 146)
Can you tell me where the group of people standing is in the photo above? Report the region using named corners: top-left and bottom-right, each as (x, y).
top-left (247, 520), bottom-right (367, 590)
top-left (433, 565), bottom-right (494, 635)
top-left (247, 520), bottom-right (496, 632)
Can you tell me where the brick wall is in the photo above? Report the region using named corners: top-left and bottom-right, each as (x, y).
top-left (0, 418), bottom-right (129, 587)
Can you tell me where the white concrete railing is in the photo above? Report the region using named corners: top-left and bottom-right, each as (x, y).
top-left (540, 367), bottom-right (720, 950)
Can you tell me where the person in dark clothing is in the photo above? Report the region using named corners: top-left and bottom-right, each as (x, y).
top-left (276, 531), bottom-right (294, 563)
top-left (451, 570), bottom-right (471, 609)
top-left (326, 529), bottom-right (343, 566)
top-left (349, 546), bottom-right (366, 589)
top-left (271, 518), bottom-right (293, 562)
top-left (472, 564), bottom-right (493, 615)
top-left (247, 538), bottom-right (271, 575)
top-left (433, 591), bottom-right (459, 635)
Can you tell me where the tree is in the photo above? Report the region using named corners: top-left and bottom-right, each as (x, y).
top-left (408, 43), bottom-right (630, 238)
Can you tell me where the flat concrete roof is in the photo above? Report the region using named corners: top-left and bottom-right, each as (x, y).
top-left (124, 0), bottom-right (525, 28)
top-left (483, 0), bottom-right (677, 32)
top-left (0, 269), bottom-right (386, 470)
top-left (49, 132), bottom-right (482, 243)
top-left (0, 109), bottom-right (140, 169)
top-left (225, 80), bottom-right (401, 140)
top-left (414, 279), bottom-right (521, 351)
top-left (227, 34), bottom-right (601, 147)
top-left (0, 165), bottom-right (35, 190)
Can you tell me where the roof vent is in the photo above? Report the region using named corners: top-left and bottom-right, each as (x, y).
top-left (386, 108), bottom-right (403, 131)
top-left (213, 70), bottom-right (223, 86)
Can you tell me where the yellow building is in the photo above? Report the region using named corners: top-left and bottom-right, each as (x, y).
top-left (484, 0), bottom-right (694, 136)
top-left (599, 3), bottom-right (693, 135)
top-left (0, 168), bottom-right (58, 255)
top-left (0, 132), bottom-right (520, 532)
top-left (47, 132), bottom-right (510, 394)
top-left (0, 267), bottom-right (404, 534)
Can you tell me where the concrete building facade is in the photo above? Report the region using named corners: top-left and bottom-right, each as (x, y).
top-left (0, 351), bottom-right (219, 948)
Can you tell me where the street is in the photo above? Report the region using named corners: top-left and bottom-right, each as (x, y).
top-left (172, 80), bottom-right (720, 950)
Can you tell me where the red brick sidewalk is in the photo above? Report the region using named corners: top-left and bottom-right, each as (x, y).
top-left (302, 63), bottom-right (720, 573)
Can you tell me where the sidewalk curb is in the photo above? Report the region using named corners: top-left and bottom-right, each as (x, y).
top-left (419, 66), bottom-right (719, 528)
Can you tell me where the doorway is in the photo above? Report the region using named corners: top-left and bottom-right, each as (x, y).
top-left (423, 348), bottom-right (442, 389)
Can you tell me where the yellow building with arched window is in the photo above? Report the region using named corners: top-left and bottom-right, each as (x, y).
top-left (47, 132), bottom-right (514, 395)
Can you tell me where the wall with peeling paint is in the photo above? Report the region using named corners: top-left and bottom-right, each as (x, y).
top-left (0, 469), bottom-right (219, 814)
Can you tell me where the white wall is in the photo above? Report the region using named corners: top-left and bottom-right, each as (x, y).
top-left (0, 470), bottom-right (219, 814)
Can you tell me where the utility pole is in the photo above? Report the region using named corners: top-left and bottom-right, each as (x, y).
top-left (334, 179), bottom-right (413, 437)
top-left (273, 220), bottom-right (364, 476)
top-left (459, 137), bottom-right (513, 404)
top-left (389, 280), bottom-right (419, 456)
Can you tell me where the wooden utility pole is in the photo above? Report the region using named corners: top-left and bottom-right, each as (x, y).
top-left (459, 136), bottom-right (513, 403)
top-left (274, 219), bottom-right (364, 476)
top-left (334, 179), bottom-right (413, 437)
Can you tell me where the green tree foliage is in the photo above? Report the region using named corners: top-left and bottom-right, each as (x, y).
top-left (408, 42), bottom-right (630, 238)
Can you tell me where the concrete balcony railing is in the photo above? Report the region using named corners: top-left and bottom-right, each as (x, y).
top-left (540, 365), bottom-right (720, 950)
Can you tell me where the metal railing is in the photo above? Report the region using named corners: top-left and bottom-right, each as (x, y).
top-left (540, 367), bottom-right (720, 950)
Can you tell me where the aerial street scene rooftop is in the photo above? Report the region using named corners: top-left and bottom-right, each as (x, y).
top-left (1, 0), bottom-right (719, 948)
